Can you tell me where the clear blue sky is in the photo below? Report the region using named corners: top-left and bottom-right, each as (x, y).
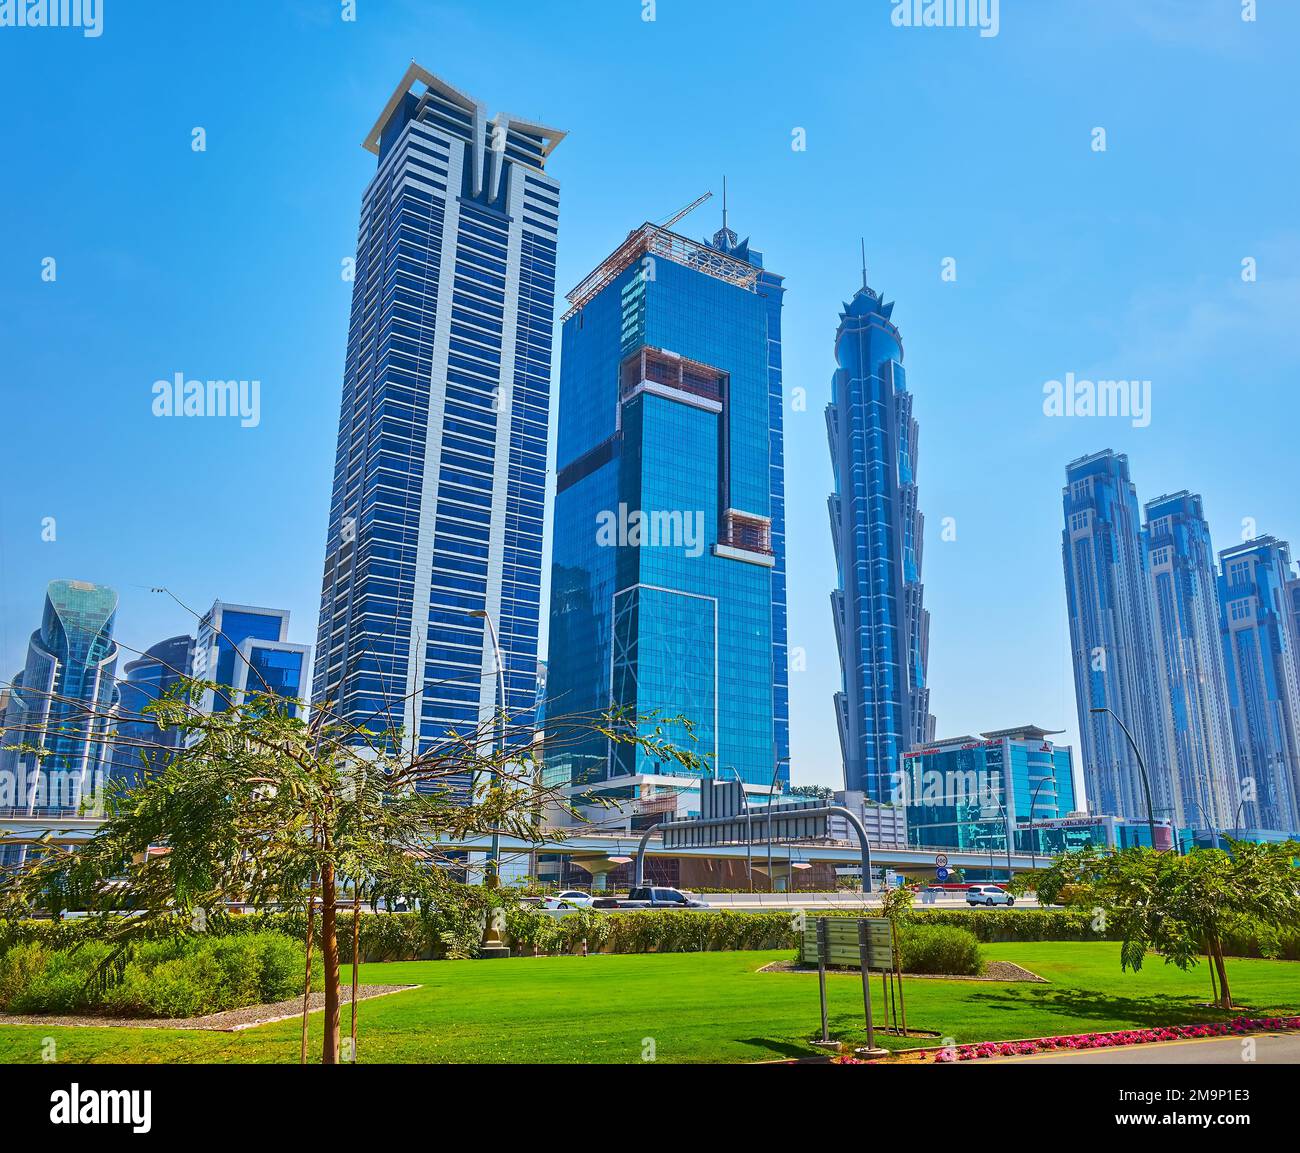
top-left (1, 0), bottom-right (1297, 789)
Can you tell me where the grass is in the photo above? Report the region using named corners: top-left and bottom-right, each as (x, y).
top-left (0, 942), bottom-right (1295, 1064)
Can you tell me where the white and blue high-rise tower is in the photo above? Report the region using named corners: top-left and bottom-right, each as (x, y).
top-left (1143, 491), bottom-right (1238, 832)
top-left (313, 65), bottom-right (563, 774)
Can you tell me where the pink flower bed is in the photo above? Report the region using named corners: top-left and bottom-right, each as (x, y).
top-left (931, 1017), bottom-right (1300, 1062)
top-left (835, 1016), bottom-right (1300, 1064)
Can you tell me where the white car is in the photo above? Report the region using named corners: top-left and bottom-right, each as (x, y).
top-left (543, 891), bottom-right (593, 910)
top-left (966, 885), bottom-right (1015, 907)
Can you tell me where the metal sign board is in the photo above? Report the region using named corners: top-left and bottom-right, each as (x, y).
top-left (800, 917), bottom-right (894, 970)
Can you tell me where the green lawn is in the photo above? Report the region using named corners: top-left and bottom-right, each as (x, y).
top-left (1, 942), bottom-right (1296, 1064)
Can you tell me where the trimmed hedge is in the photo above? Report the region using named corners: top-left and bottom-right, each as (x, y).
top-left (0, 931), bottom-right (316, 1017)
top-left (898, 924), bottom-right (983, 975)
top-left (4, 908), bottom-right (1296, 961)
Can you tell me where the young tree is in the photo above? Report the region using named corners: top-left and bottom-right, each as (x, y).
top-left (0, 662), bottom-right (706, 1063)
top-left (1035, 840), bottom-right (1300, 1010)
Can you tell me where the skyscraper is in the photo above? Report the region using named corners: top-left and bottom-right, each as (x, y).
top-left (545, 207), bottom-right (786, 821)
top-left (193, 601), bottom-right (309, 722)
top-left (1287, 569), bottom-right (1300, 654)
top-left (1062, 451), bottom-right (1173, 823)
top-left (1217, 536), bottom-right (1300, 834)
top-left (107, 634), bottom-right (193, 789)
top-left (1143, 492), bottom-right (1238, 831)
top-left (826, 274), bottom-right (933, 801)
top-left (0, 579), bottom-right (119, 814)
top-left (312, 65), bottom-right (563, 770)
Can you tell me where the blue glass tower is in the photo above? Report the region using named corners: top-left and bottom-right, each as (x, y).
top-left (1062, 451), bottom-right (1174, 823)
top-left (0, 580), bottom-right (119, 814)
top-left (107, 635), bottom-right (194, 789)
top-left (1217, 536), bottom-right (1300, 834)
top-left (194, 601), bottom-right (309, 722)
top-left (545, 209), bottom-right (787, 820)
top-left (312, 65), bottom-right (563, 773)
top-left (1143, 492), bottom-right (1238, 831)
top-left (826, 275), bottom-right (934, 801)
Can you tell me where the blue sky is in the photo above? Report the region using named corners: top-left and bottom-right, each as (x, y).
top-left (1, 0), bottom-right (1297, 789)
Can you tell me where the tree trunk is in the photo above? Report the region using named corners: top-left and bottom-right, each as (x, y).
top-left (1212, 938), bottom-right (1232, 1011)
top-left (893, 930), bottom-right (908, 1037)
top-left (300, 887), bottom-right (314, 1066)
top-left (320, 859), bottom-right (341, 1064)
top-left (350, 883), bottom-right (361, 1062)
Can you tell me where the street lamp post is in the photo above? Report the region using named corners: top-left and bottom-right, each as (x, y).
top-left (1027, 774), bottom-right (1058, 871)
top-left (1186, 797), bottom-right (1221, 851)
top-left (722, 766), bottom-right (753, 891)
top-left (469, 608), bottom-right (506, 885)
top-left (1090, 706), bottom-right (1158, 849)
top-left (981, 798), bottom-right (1015, 884)
top-left (1233, 795), bottom-right (1249, 842)
top-left (766, 753), bottom-right (792, 892)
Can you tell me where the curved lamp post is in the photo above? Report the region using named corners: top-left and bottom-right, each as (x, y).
top-left (1089, 706), bottom-right (1158, 849)
top-left (1026, 773), bottom-right (1058, 870)
top-left (766, 754), bottom-right (792, 892)
top-left (469, 608), bottom-right (506, 884)
top-left (979, 795), bottom-right (1015, 883)
top-left (722, 765), bottom-right (754, 891)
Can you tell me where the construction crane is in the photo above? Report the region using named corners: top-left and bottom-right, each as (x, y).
top-left (655, 190), bottom-right (713, 232)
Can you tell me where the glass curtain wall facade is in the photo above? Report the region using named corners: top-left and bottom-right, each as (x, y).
top-left (313, 65), bottom-right (562, 782)
top-left (898, 726), bottom-right (1076, 854)
top-left (1062, 451), bottom-right (1174, 823)
top-left (1217, 537), bottom-right (1300, 834)
top-left (826, 279), bottom-right (934, 800)
top-left (0, 580), bottom-right (119, 814)
top-left (1143, 492), bottom-right (1238, 831)
top-left (546, 215), bottom-right (786, 816)
top-left (107, 634), bottom-right (193, 790)
top-left (192, 602), bottom-right (309, 725)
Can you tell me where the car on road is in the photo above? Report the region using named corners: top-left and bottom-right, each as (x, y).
top-left (619, 886), bottom-right (710, 909)
top-left (542, 891), bottom-right (594, 910)
top-left (966, 884), bottom-right (1015, 907)
top-left (585, 887), bottom-right (710, 909)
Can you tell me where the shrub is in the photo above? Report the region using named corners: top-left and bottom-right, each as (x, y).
top-left (0, 931), bottom-right (313, 1018)
top-left (898, 924), bottom-right (983, 975)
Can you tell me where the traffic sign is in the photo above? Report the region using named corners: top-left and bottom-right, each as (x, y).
top-left (936, 866), bottom-right (950, 880)
top-left (935, 853), bottom-right (948, 867)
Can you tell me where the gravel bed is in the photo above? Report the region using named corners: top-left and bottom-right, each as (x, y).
top-left (0, 984), bottom-right (419, 1031)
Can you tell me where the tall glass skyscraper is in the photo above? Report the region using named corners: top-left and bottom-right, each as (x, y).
top-left (1287, 570), bottom-right (1300, 655)
top-left (1217, 536), bottom-right (1300, 834)
top-left (313, 65), bottom-right (562, 771)
top-left (545, 210), bottom-right (787, 820)
top-left (0, 580), bottom-right (119, 814)
top-left (826, 276), bottom-right (933, 801)
top-left (1143, 492), bottom-right (1238, 831)
top-left (107, 634), bottom-right (193, 789)
top-left (1062, 451), bottom-right (1173, 823)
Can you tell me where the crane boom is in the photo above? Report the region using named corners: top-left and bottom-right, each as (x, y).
top-left (658, 190), bottom-right (713, 232)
